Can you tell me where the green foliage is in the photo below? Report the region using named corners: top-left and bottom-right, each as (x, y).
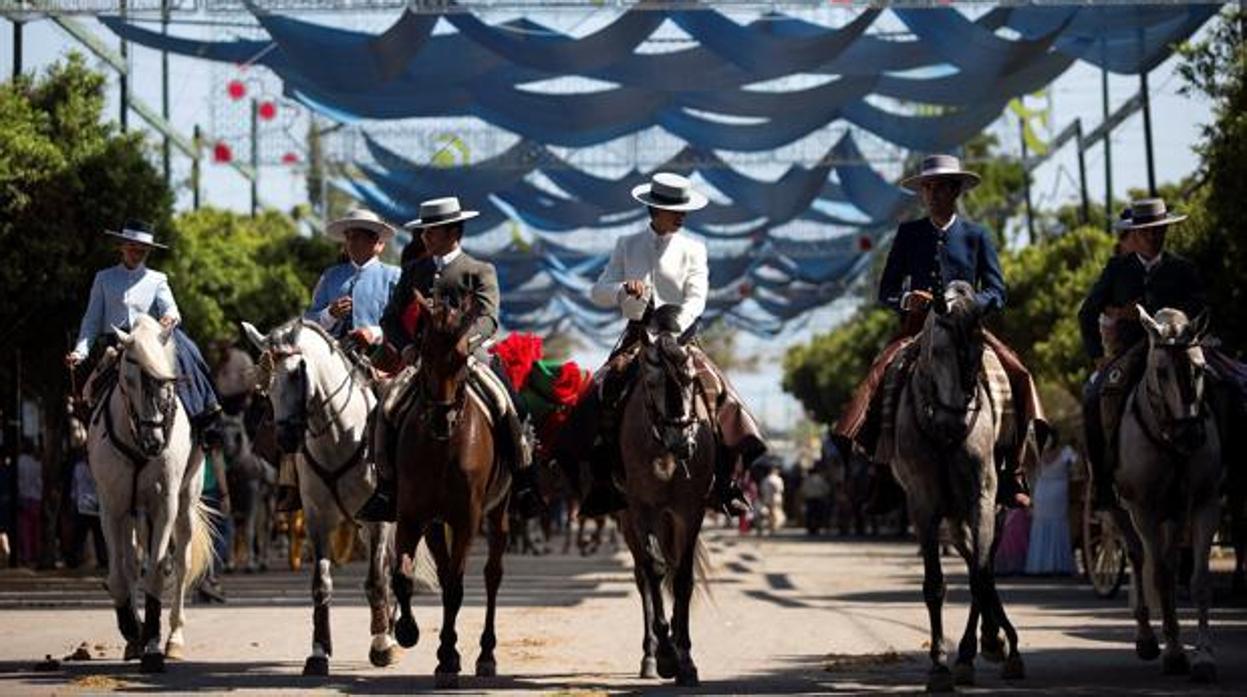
top-left (166, 208), bottom-right (338, 344)
top-left (781, 307), bottom-right (894, 426)
top-left (697, 319), bottom-right (759, 374)
top-left (0, 54), bottom-right (172, 395)
top-left (1174, 8), bottom-right (1247, 356)
top-left (960, 133), bottom-right (1026, 246)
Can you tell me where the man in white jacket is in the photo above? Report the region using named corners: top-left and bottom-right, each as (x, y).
top-left (579, 172), bottom-right (764, 517)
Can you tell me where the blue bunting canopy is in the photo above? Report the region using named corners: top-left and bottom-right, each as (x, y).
top-left (99, 3), bottom-right (1219, 341)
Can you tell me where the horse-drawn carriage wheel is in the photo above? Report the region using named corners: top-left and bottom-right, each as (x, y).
top-left (1081, 480), bottom-right (1127, 599)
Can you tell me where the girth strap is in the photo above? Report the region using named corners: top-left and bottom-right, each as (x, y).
top-left (300, 439), bottom-right (367, 523)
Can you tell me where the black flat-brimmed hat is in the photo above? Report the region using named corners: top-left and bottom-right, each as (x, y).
top-left (631, 172), bottom-right (708, 212)
top-left (1114, 198), bottom-right (1187, 231)
top-left (104, 220), bottom-right (167, 249)
top-left (402, 197), bottom-right (480, 230)
top-left (900, 154), bottom-right (982, 193)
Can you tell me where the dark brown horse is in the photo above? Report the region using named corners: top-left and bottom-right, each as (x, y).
top-left (617, 338), bottom-right (715, 687)
top-left (389, 293), bottom-right (510, 689)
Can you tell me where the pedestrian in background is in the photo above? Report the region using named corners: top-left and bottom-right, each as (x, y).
top-left (16, 439), bottom-right (42, 566)
top-left (68, 453), bottom-right (106, 571)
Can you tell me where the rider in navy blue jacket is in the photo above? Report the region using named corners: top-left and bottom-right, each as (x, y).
top-left (878, 217), bottom-right (1007, 316)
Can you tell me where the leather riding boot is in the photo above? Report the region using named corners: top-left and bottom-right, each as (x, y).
top-left (1094, 387), bottom-right (1127, 511)
top-left (274, 453), bottom-right (303, 514)
top-left (357, 410), bottom-right (398, 522)
top-left (710, 445), bottom-right (750, 516)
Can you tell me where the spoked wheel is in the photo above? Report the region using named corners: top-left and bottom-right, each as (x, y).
top-left (1082, 484), bottom-right (1127, 599)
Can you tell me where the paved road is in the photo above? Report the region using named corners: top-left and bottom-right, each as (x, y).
top-left (1, 525), bottom-right (1244, 695)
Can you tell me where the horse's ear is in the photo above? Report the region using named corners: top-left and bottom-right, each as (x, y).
top-left (241, 321), bottom-right (267, 351)
top-left (1190, 309), bottom-right (1211, 342)
top-left (1137, 305), bottom-right (1163, 339)
top-left (112, 325), bottom-right (133, 345)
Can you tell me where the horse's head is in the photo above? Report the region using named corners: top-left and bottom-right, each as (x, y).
top-left (220, 413), bottom-right (249, 461)
top-left (1139, 306), bottom-right (1210, 451)
top-left (918, 280), bottom-right (987, 442)
top-left (113, 315), bottom-right (179, 457)
top-left (414, 290), bottom-right (478, 441)
top-left (244, 319), bottom-right (319, 454)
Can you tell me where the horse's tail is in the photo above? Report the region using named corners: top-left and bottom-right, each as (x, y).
top-left (186, 498), bottom-right (217, 585)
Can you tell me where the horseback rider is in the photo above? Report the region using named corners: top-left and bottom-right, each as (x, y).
top-left (578, 172), bottom-right (765, 518)
top-left (356, 196), bottom-right (541, 522)
top-left (64, 220), bottom-right (223, 446)
top-left (1079, 198), bottom-right (1207, 511)
top-left (833, 155), bottom-right (1048, 508)
top-left (273, 208), bottom-right (401, 513)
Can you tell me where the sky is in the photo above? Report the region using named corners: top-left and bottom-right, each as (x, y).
top-left (2, 7), bottom-right (1220, 435)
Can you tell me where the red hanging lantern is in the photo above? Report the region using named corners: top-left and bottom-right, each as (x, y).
top-left (258, 101), bottom-right (277, 121)
top-left (281, 152), bottom-right (300, 165)
top-left (212, 142), bottom-right (233, 163)
top-left (857, 235), bottom-right (874, 252)
top-left (226, 79), bottom-right (246, 101)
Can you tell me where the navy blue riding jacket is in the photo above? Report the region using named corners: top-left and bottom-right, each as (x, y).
top-left (877, 217), bottom-right (1007, 314)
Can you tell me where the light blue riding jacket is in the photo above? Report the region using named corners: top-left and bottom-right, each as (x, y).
top-left (306, 257), bottom-right (400, 342)
top-left (72, 264), bottom-right (179, 358)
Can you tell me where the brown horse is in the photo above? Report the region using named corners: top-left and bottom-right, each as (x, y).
top-left (389, 293), bottom-right (510, 689)
top-left (617, 337), bottom-right (715, 687)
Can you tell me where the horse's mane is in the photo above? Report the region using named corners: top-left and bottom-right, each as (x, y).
top-left (126, 315), bottom-right (178, 380)
top-left (264, 317), bottom-right (338, 355)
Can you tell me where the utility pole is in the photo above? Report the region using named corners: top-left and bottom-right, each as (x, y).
top-left (1020, 116), bottom-right (1035, 244)
top-left (12, 20), bottom-right (21, 79)
top-left (1101, 65), bottom-right (1114, 233)
top-left (192, 125), bottom-right (202, 210)
top-left (1075, 119), bottom-right (1090, 226)
top-left (1140, 69), bottom-right (1157, 197)
top-left (120, 0), bottom-right (129, 132)
top-left (161, 0), bottom-right (171, 185)
top-left (250, 100), bottom-right (259, 217)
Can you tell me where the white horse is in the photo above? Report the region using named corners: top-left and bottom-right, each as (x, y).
top-left (1115, 307), bottom-right (1222, 683)
top-left (87, 314), bottom-right (213, 673)
top-left (243, 318), bottom-right (401, 676)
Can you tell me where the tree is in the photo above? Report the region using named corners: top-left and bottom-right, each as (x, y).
top-left (697, 319), bottom-right (759, 374)
top-left (165, 208), bottom-right (338, 347)
top-left (781, 307), bottom-right (895, 426)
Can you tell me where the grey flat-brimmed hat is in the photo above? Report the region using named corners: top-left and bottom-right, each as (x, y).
top-left (105, 219), bottom-right (167, 249)
top-left (1114, 198), bottom-right (1187, 231)
top-left (900, 154), bottom-right (982, 193)
top-left (402, 197), bottom-right (480, 230)
top-left (325, 208), bottom-right (396, 242)
top-left (631, 172), bottom-right (708, 212)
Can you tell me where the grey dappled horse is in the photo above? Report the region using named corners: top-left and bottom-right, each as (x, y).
top-left (243, 319), bottom-right (400, 676)
top-left (87, 315), bottom-right (213, 672)
top-left (888, 281), bottom-right (1023, 692)
top-left (1114, 307), bottom-right (1221, 683)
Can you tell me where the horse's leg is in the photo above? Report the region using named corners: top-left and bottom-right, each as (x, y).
top-left (1189, 495), bottom-right (1220, 683)
top-left (477, 505), bottom-right (508, 678)
top-left (1133, 508), bottom-right (1187, 674)
top-left (670, 522), bottom-right (702, 687)
top-left (364, 522), bottom-right (401, 668)
top-left (165, 490), bottom-right (195, 661)
top-left (138, 497), bottom-right (176, 673)
top-left (1117, 511), bottom-right (1160, 661)
top-left (916, 511), bottom-right (954, 693)
top-left (102, 509), bottom-right (142, 661)
top-left (302, 510), bottom-right (337, 677)
top-left (946, 523), bottom-right (979, 685)
top-left (434, 515), bottom-right (474, 689)
top-left (391, 516), bottom-right (425, 651)
top-left (642, 530), bottom-right (677, 680)
top-left (973, 512), bottom-right (1024, 681)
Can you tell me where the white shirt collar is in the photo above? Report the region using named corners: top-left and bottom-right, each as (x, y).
top-left (932, 213), bottom-right (958, 232)
top-left (436, 246), bottom-right (463, 269)
top-left (118, 262), bottom-right (147, 275)
top-left (1136, 251), bottom-right (1164, 272)
top-left (350, 256), bottom-right (379, 272)
top-left (650, 223), bottom-right (677, 246)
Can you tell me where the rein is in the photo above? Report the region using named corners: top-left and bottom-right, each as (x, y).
top-left (1131, 366), bottom-right (1206, 458)
top-left (95, 354), bottom-right (179, 516)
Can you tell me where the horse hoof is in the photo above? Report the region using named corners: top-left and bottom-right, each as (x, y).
top-left (980, 635), bottom-right (1005, 663)
top-left (1002, 654), bottom-right (1025, 680)
top-left (302, 655), bottom-right (329, 677)
top-left (1190, 660), bottom-right (1217, 684)
top-left (640, 657), bottom-right (659, 679)
top-left (123, 643), bottom-right (142, 662)
top-left (676, 665), bottom-right (700, 687)
top-left (656, 650), bottom-right (679, 680)
top-left (434, 670), bottom-right (459, 689)
top-left (395, 616), bottom-right (419, 649)
top-left (475, 658), bottom-right (497, 677)
top-left (925, 666), bottom-right (955, 693)
top-left (164, 641), bottom-right (185, 662)
top-left (1136, 637), bottom-right (1161, 661)
top-left (1162, 652), bottom-right (1190, 676)
top-left (139, 652), bottom-right (165, 674)
top-left (953, 662), bottom-right (975, 686)
top-left (369, 645), bottom-right (403, 668)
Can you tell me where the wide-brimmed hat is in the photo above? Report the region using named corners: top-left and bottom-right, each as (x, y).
top-left (104, 220), bottom-right (167, 249)
top-left (631, 172), bottom-right (708, 212)
top-left (402, 197), bottom-right (480, 230)
top-left (1114, 198), bottom-right (1187, 231)
top-left (900, 154), bottom-right (982, 193)
top-left (325, 208), bottom-right (396, 242)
